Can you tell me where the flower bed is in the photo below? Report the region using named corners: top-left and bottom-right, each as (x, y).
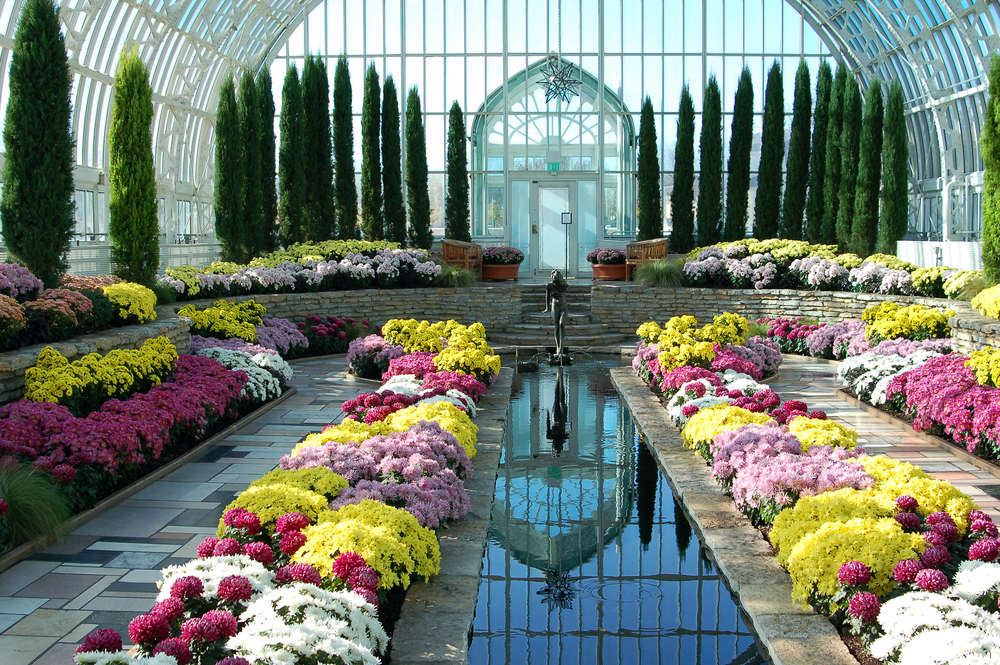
top-left (70, 321), bottom-right (501, 664)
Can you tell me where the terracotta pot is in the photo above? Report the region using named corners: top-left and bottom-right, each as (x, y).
top-left (481, 263), bottom-right (521, 281)
top-left (590, 263), bottom-right (628, 280)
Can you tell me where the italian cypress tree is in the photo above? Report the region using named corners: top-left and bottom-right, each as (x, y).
top-left (850, 80), bottom-right (884, 258)
top-left (239, 69), bottom-right (264, 260)
top-left (360, 63), bottom-right (383, 241)
top-left (382, 76), bottom-right (406, 244)
top-left (781, 60), bottom-right (812, 240)
top-left (669, 86), bottom-right (695, 253)
top-left (333, 55), bottom-right (357, 240)
top-left (0, 0), bottom-right (75, 287)
top-left (805, 61), bottom-right (832, 244)
top-left (406, 87), bottom-right (432, 249)
top-left (697, 77), bottom-right (723, 245)
top-left (108, 48), bottom-right (158, 286)
top-left (257, 69), bottom-right (277, 255)
top-left (636, 96), bottom-right (663, 241)
top-left (877, 80), bottom-right (910, 255)
top-left (725, 67), bottom-right (754, 241)
top-left (754, 61), bottom-right (785, 239)
top-left (982, 54), bottom-right (1000, 284)
top-left (836, 76), bottom-right (863, 251)
top-left (301, 55), bottom-right (335, 241)
top-left (822, 64), bottom-right (848, 246)
top-left (213, 75), bottom-right (243, 262)
top-left (445, 101), bottom-right (471, 242)
top-left (278, 64), bottom-right (306, 246)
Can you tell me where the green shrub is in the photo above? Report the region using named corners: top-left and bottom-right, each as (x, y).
top-left (433, 262), bottom-right (477, 288)
top-left (0, 463), bottom-right (70, 551)
top-left (151, 281), bottom-right (178, 305)
top-left (634, 259), bottom-right (686, 288)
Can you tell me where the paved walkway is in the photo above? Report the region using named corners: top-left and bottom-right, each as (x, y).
top-left (0, 357), bottom-right (366, 665)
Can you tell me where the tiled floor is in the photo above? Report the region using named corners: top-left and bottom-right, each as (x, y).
top-left (0, 357), bottom-right (367, 665)
top-left (2, 354), bottom-right (997, 664)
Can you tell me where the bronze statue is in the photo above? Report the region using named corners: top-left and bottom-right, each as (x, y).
top-left (542, 269), bottom-right (569, 361)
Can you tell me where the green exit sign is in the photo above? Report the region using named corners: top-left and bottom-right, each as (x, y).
top-left (546, 161), bottom-right (560, 172)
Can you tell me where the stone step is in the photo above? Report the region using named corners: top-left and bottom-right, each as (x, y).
top-left (502, 322), bottom-right (616, 333)
top-left (492, 334), bottom-right (630, 346)
top-left (522, 311), bottom-right (594, 323)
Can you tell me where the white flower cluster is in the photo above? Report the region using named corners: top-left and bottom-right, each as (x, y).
top-left (665, 371), bottom-right (766, 426)
top-left (871, 590), bottom-right (1000, 664)
top-left (227, 582), bottom-right (388, 665)
top-left (196, 348), bottom-right (284, 402)
top-left (155, 555), bottom-right (275, 603)
top-left (378, 374), bottom-right (477, 416)
top-left (836, 350), bottom-right (941, 404)
top-left (251, 352), bottom-right (294, 385)
top-left (75, 654), bottom-right (178, 665)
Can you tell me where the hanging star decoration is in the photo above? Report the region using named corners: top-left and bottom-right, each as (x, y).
top-left (540, 59), bottom-right (581, 104)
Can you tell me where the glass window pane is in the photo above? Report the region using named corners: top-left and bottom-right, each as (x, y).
top-left (604, 0), bottom-right (622, 53)
top-left (365, 0), bottom-right (383, 54)
top-left (426, 0), bottom-right (444, 53)
top-left (446, 0), bottom-right (464, 53)
top-left (385, 0), bottom-right (401, 54)
top-left (405, 0), bottom-right (423, 53)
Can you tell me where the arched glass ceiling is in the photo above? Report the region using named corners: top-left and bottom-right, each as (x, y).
top-left (0, 0), bottom-right (993, 244)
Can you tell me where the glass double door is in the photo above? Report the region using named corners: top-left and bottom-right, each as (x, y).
top-left (510, 177), bottom-right (598, 278)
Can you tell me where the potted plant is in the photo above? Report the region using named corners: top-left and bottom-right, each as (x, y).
top-left (481, 246), bottom-right (524, 281)
top-left (587, 248), bottom-right (628, 280)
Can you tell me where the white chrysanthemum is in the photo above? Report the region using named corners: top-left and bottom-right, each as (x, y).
top-left (156, 555), bottom-right (275, 603)
top-left (74, 652), bottom-right (178, 665)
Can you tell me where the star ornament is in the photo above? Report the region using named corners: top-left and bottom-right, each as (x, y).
top-left (540, 60), bottom-right (581, 104)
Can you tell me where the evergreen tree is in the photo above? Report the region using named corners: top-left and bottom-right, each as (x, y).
top-left (360, 63), bottom-right (383, 240)
top-left (822, 64), bottom-right (848, 246)
top-left (333, 55), bottom-right (357, 240)
top-left (239, 69), bottom-right (264, 260)
top-left (805, 61), bottom-right (832, 243)
top-left (836, 76), bottom-right (863, 251)
top-left (877, 80), bottom-right (910, 255)
top-left (0, 0), bottom-right (75, 287)
top-left (406, 87), bottom-right (432, 249)
top-left (301, 55), bottom-right (335, 241)
top-left (781, 60), bottom-right (812, 240)
top-left (669, 86), bottom-right (695, 253)
top-left (108, 48), bottom-right (158, 286)
top-left (278, 64), bottom-right (306, 246)
top-left (850, 80), bottom-right (884, 258)
top-left (382, 76), bottom-right (406, 244)
top-left (445, 101), bottom-right (471, 242)
top-left (257, 68), bottom-right (276, 254)
top-left (982, 54), bottom-right (1000, 284)
top-left (213, 75), bottom-right (243, 262)
top-left (754, 61), bottom-right (785, 239)
top-left (636, 96), bottom-right (663, 241)
top-left (697, 78), bottom-right (723, 245)
top-left (725, 67), bottom-right (753, 241)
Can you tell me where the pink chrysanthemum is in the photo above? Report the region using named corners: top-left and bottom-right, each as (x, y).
top-left (356, 587), bottom-right (379, 607)
top-left (128, 613), bottom-right (170, 645)
top-left (196, 537), bottom-right (219, 558)
top-left (895, 495), bottom-right (919, 512)
top-left (231, 511), bottom-right (261, 535)
top-left (223, 507), bottom-right (252, 527)
top-left (894, 512), bottom-right (921, 531)
top-left (217, 658), bottom-right (252, 665)
top-left (968, 510), bottom-right (993, 525)
top-left (922, 530), bottom-right (948, 547)
top-left (150, 597), bottom-right (185, 623)
top-left (893, 558), bottom-right (923, 583)
top-left (275, 512), bottom-right (311, 533)
top-left (275, 563), bottom-right (322, 586)
top-left (180, 617), bottom-right (220, 643)
top-left (51, 464), bottom-right (75, 484)
top-left (837, 561), bottom-right (872, 587)
top-left (217, 575), bottom-right (254, 603)
top-left (75, 628), bottom-right (122, 654)
top-left (681, 404), bottom-right (700, 418)
top-left (931, 522), bottom-right (959, 544)
top-left (926, 511), bottom-right (954, 526)
top-left (279, 530), bottom-right (307, 555)
top-left (915, 568), bottom-right (949, 592)
top-left (847, 592), bottom-right (881, 622)
top-left (152, 638), bottom-right (192, 665)
top-left (0, 498), bottom-right (7, 516)
top-left (807, 410), bottom-right (827, 420)
top-left (349, 566), bottom-right (379, 592)
top-left (970, 537), bottom-right (1000, 562)
top-left (213, 537), bottom-right (243, 557)
top-left (169, 576), bottom-right (204, 600)
top-left (972, 520), bottom-right (1000, 538)
top-left (920, 545), bottom-right (951, 569)
top-left (202, 609), bottom-right (239, 638)
top-left (242, 541), bottom-right (274, 566)
top-left (331, 551), bottom-right (367, 580)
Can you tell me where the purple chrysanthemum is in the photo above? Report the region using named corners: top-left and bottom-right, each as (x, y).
top-left (152, 638), bottom-right (192, 665)
top-left (894, 512), bottom-right (921, 531)
top-left (895, 495), bottom-right (919, 512)
top-left (921, 544), bottom-right (951, 568)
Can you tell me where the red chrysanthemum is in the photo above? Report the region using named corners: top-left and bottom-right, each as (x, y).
top-left (128, 613), bottom-right (170, 645)
top-left (279, 530), bottom-right (307, 555)
top-left (275, 563), bottom-right (322, 586)
top-left (837, 561), bottom-right (872, 587)
top-left (915, 568), bottom-right (949, 592)
top-left (169, 576), bottom-right (204, 600)
top-left (217, 575), bottom-right (253, 603)
top-left (75, 628), bottom-right (122, 654)
top-left (331, 551), bottom-right (367, 580)
top-left (196, 538), bottom-right (219, 558)
top-left (892, 558), bottom-right (924, 583)
top-left (847, 592), bottom-right (881, 622)
top-left (970, 537), bottom-right (1000, 562)
top-left (150, 597), bottom-right (185, 623)
top-left (275, 513), bottom-right (310, 533)
top-left (152, 638), bottom-right (192, 665)
top-left (920, 544), bottom-right (951, 568)
top-left (213, 538), bottom-right (243, 557)
top-left (202, 609), bottom-right (239, 638)
top-left (242, 541), bottom-right (274, 566)
top-left (180, 617), bottom-right (221, 643)
top-left (895, 495), bottom-right (918, 512)
top-left (348, 566), bottom-right (379, 593)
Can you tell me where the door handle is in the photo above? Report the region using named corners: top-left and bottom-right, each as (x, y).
top-left (532, 223), bottom-right (538, 234)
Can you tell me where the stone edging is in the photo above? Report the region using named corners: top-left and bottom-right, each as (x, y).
top-left (389, 367), bottom-right (513, 665)
top-left (609, 367), bottom-right (859, 665)
top-left (835, 388), bottom-right (1000, 482)
top-left (0, 386), bottom-right (298, 574)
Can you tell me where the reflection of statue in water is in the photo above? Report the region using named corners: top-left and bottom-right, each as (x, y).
top-left (542, 269), bottom-right (570, 362)
top-left (537, 568), bottom-right (576, 609)
top-left (546, 367), bottom-right (570, 456)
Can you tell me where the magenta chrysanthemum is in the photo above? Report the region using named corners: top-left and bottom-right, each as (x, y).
top-left (894, 512), bottom-right (921, 531)
top-left (223, 507), bottom-right (252, 527)
top-left (128, 613), bottom-right (170, 645)
top-left (837, 561), bottom-right (872, 587)
top-left (150, 597), bottom-right (184, 623)
top-left (356, 587), bottom-right (379, 607)
top-left (51, 464), bottom-right (75, 484)
top-left (275, 563), bottom-right (322, 586)
top-left (915, 568), bottom-right (949, 592)
top-left (895, 495), bottom-right (919, 512)
top-left (275, 512), bottom-right (311, 533)
top-left (152, 638), bottom-right (192, 665)
top-left (847, 592), bottom-right (881, 622)
top-left (968, 510), bottom-right (992, 525)
top-left (217, 658), bottom-right (251, 665)
top-left (217, 575), bottom-right (253, 603)
top-left (926, 511), bottom-right (954, 526)
top-left (242, 541), bottom-right (274, 566)
top-left (682, 404), bottom-right (700, 417)
top-left (920, 544), bottom-right (951, 568)
top-left (348, 566), bottom-right (379, 592)
top-left (0, 498), bottom-right (7, 516)
top-left (931, 522), bottom-right (959, 544)
top-left (213, 537), bottom-right (243, 557)
top-left (231, 511), bottom-right (261, 535)
top-left (202, 609), bottom-right (239, 638)
top-left (180, 617), bottom-right (221, 643)
top-left (970, 537), bottom-right (1000, 562)
top-left (923, 530), bottom-right (948, 547)
top-left (331, 551), bottom-right (367, 580)
top-left (279, 530), bottom-right (307, 555)
top-left (169, 576), bottom-right (204, 600)
top-left (972, 520), bottom-right (1000, 538)
top-left (893, 558), bottom-right (923, 583)
top-left (75, 628), bottom-right (122, 654)
top-left (196, 537), bottom-right (219, 558)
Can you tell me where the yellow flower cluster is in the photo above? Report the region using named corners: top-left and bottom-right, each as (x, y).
top-left (434, 346), bottom-right (502, 384)
top-left (831, 253), bottom-right (863, 269)
top-left (292, 500), bottom-right (441, 589)
top-left (250, 467), bottom-right (348, 499)
top-left (217, 467), bottom-right (348, 536)
top-left (681, 405), bottom-right (772, 452)
top-left (966, 347), bottom-right (1000, 387)
top-left (381, 319), bottom-right (456, 352)
top-left (787, 417), bottom-right (858, 451)
top-left (944, 270), bottom-right (985, 300)
top-left (684, 239), bottom-right (839, 263)
top-left (862, 301), bottom-right (954, 344)
top-left (103, 282), bottom-right (157, 323)
top-left (972, 284), bottom-right (1000, 319)
top-left (911, 266), bottom-right (950, 297)
top-left (865, 253), bottom-right (918, 272)
top-left (178, 299), bottom-right (267, 342)
top-left (638, 314), bottom-right (748, 373)
top-left (25, 337), bottom-right (177, 406)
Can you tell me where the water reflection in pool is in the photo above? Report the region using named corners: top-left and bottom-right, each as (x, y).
top-left (469, 361), bottom-right (767, 665)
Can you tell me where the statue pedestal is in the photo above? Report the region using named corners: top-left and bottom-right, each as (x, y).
top-left (547, 353), bottom-right (572, 366)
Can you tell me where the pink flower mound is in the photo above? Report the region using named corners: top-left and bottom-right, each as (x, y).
top-left (969, 537), bottom-right (1000, 562)
top-left (256, 317), bottom-right (309, 356)
top-left (190, 335), bottom-right (277, 357)
top-left (169, 576), bottom-right (204, 600)
top-left (921, 545), bottom-right (951, 568)
top-left (213, 538), bottom-right (243, 557)
top-left (848, 592), bottom-right (881, 622)
top-left (217, 575), bottom-right (253, 603)
top-left (382, 352), bottom-right (438, 381)
top-left (180, 617), bottom-right (221, 643)
top-left (349, 565), bottom-right (379, 592)
top-left (838, 561), bottom-right (872, 586)
top-left (896, 495), bottom-right (919, 511)
top-left (128, 613), bottom-right (170, 645)
top-left (973, 520), bottom-right (1000, 538)
top-left (342, 390), bottom-right (419, 422)
top-left (661, 366), bottom-right (721, 391)
top-left (331, 551), bottom-right (367, 581)
top-left (915, 568), bottom-right (949, 592)
top-left (420, 372), bottom-right (488, 401)
top-left (51, 464), bottom-right (75, 483)
top-left (730, 389), bottom-right (781, 413)
top-left (893, 558), bottom-right (923, 583)
top-left (202, 609), bottom-right (239, 637)
top-left (275, 512), bottom-right (311, 533)
top-left (279, 531), bottom-right (307, 555)
top-left (76, 628), bottom-right (122, 654)
top-left (276, 563), bottom-right (322, 585)
top-left (152, 638), bottom-right (192, 665)
top-left (151, 597), bottom-right (185, 622)
top-left (894, 512), bottom-right (921, 531)
top-left (197, 538), bottom-right (219, 558)
top-left (242, 542), bottom-right (274, 566)
top-left (712, 346), bottom-right (763, 380)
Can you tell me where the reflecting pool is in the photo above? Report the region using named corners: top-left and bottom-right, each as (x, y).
top-left (469, 361), bottom-right (767, 665)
